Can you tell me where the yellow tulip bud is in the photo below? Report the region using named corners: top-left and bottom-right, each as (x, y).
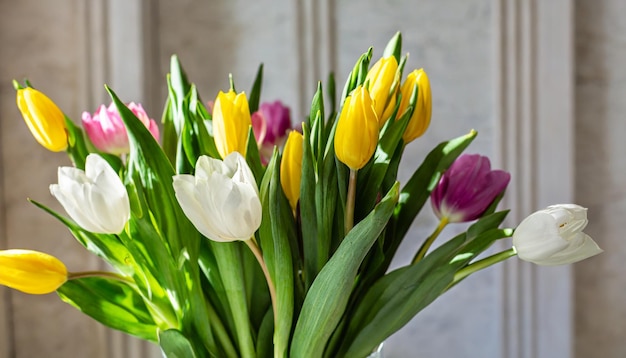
top-left (334, 86), bottom-right (379, 170)
top-left (398, 69), bottom-right (432, 143)
top-left (280, 130), bottom-right (304, 211)
top-left (16, 87), bottom-right (68, 152)
top-left (365, 56), bottom-right (398, 127)
top-left (0, 249), bottom-right (68, 294)
top-left (212, 90), bottom-right (252, 158)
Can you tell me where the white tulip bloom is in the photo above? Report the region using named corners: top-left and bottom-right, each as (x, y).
top-left (513, 204), bottom-right (602, 266)
top-left (173, 152), bottom-right (262, 242)
top-left (50, 154), bottom-right (130, 234)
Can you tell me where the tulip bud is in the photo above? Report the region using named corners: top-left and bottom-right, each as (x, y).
top-left (16, 87), bottom-right (68, 152)
top-left (173, 152), bottom-right (262, 242)
top-left (50, 154), bottom-right (130, 234)
top-left (398, 69), bottom-right (432, 143)
top-left (513, 204), bottom-right (603, 266)
top-left (334, 86), bottom-right (379, 170)
top-left (0, 249), bottom-right (67, 294)
top-left (212, 90), bottom-right (252, 158)
top-left (82, 102), bottom-right (160, 155)
top-left (431, 154), bottom-right (510, 223)
top-left (365, 56), bottom-right (398, 126)
top-left (280, 130), bottom-right (304, 211)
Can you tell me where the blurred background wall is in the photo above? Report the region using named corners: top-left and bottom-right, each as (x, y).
top-left (0, 0), bottom-right (621, 357)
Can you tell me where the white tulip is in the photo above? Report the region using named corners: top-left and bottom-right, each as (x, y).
top-left (513, 204), bottom-right (602, 265)
top-left (173, 152), bottom-right (262, 242)
top-left (50, 154), bottom-right (130, 234)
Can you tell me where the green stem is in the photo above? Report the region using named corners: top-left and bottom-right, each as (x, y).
top-left (344, 169), bottom-right (358, 235)
top-left (451, 247), bottom-right (517, 285)
top-left (411, 216), bottom-right (449, 264)
top-left (205, 298), bottom-right (239, 358)
top-left (67, 270), bottom-right (133, 283)
top-left (212, 241), bottom-right (256, 358)
top-left (244, 238), bottom-right (277, 325)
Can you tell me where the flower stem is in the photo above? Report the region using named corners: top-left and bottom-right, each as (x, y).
top-left (450, 247), bottom-right (517, 286)
top-left (244, 238), bottom-right (277, 325)
top-left (68, 270), bottom-right (133, 283)
top-left (345, 168), bottom-right (358, 235)
top-left (411, 216), bottom-right (449, 264)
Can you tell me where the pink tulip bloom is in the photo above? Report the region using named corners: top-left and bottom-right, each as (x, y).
top-left (82, 102), bottom-right (160, 155)
top-left (431, 154), bottom-right (510, 223)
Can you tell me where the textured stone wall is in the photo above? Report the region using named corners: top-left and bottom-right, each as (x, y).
top-left (575, 1), bottom-right (626, 357)
top-left (0, 1), bottom-right (108, 358)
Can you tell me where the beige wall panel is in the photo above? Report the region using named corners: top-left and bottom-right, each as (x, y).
top-left (575, 1), bottom-right (626, 357)
top-left (0, 1), bottom-right (106, 357)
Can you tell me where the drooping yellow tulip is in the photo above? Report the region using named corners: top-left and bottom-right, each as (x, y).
top-left (398, 69), bottom-right (432, 143)
top-left (16, 87), bottom-right (68, 152)
top-left (334, 86), bottom-right (379, 170)
top-left (0, 249), bottom-right (68, 294)
top-left (212, 90), bottom-right (252, 158)
top-left (280, 130), bottom-right (304, 211)
top-left (365, 56), bottom-right (398, 127)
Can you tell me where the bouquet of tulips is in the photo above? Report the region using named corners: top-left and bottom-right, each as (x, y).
top-left (2, 33), bottom-right (602, 358)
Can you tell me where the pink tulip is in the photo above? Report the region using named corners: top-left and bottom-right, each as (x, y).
top-left (430, 154), bottom-right (510, 223)
top-left (82, 102), bottom-right (160, 155)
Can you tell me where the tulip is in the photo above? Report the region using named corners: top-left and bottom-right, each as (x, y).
top-left (212, 90), bottom-right (252, 158)
top-left (173, 152), bottom-right (262, 242)
top-left (0, 249), bottom-right (67, 294)
top-left (398, 69), bottom-right (432, 143)
top-left (16, 87), bottom-right (68, 152)
top-left (50, 153), bottom-right (130, 234)
top-left (334, 86), bottom-right (379, 170)
top-left (431, 154), bottom-right (510, 223)
top-left (258, 100), bottom-right (292, 146)
top-left (82, 102), bottom-right (160, 155)
top-left (280, 130), bottom-right (304, 211)
top-left (365, 56), bottom-right (398, 126)
top-left (513, 204), bottom-right (603, 265)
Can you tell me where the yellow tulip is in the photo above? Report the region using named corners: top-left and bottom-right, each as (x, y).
top-left (16, 87), bottom-right (68, 152)
top-left (398, 69), bottom-right (432, 143)
top-left (365, 56), bottom-right (398, 127)
top-left (280, 130), bottom-right (304, 211)
top-left (212, 90), bottom-right (252, 158)
top-left (334, 86), bottom-right (379, 170)
top-left (0, 249), bottom-right (68, 294)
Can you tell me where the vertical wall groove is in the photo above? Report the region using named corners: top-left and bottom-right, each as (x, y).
top-left (495, 0), bottom-right (574, 357)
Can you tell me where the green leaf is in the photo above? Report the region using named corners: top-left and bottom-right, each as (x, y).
top-left (248, 63), bottom-right (264, 113)
top-left (258, 150), bottom-right (296, 358)
top-left (339, 212), bottom-right (511, 357)
top-left (290, 182), bottom-right (400, 358)
top-left (382, 31), bottom-right (402, 63)
top-left (160, 329), bottom-right (198, 358)
top-left (58, 277), bottom-right (158, 341)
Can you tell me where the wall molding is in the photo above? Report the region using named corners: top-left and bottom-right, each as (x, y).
top-left (493, 0), bottom-right (574, 358)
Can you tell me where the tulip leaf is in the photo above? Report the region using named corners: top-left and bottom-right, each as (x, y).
top-left (387, 130), bottom-right (477, 257)
top-left (258, 150), bottom-right (296, 358)
top-left (290, 182), bottom-right (399, 358)
top-left (58, 277), bottom-right (158, 342)
top-left (245, 127), bottom-right (265, 185)
top-left (340, 49), bottom-right (373, 103)
top-left (299, 122), bottom-right (319, 288)
top-left (338, 212), bottom-right (511, 357)
top-left (159, 329), bottom-right (198, 358)
top-left (248, 63), bottom-right (264, 113)
top-left (382, 31), bottom-right (402, 64)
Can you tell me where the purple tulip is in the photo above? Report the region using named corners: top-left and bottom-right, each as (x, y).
top-left (257, 100), bottom-right (291, 146)
top-left (430, 154), bottom-right (510, 223)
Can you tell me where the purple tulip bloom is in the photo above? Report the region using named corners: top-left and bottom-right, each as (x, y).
top-left (257, 100), bottom-right (291, 146)
top-left (431, 154), bottom-right (510, 223)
